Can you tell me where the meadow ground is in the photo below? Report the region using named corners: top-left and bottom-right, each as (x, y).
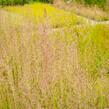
top-left (0, 3), bottom-right (109, 109)
top-left (54, 2), bottom-right (109, 21)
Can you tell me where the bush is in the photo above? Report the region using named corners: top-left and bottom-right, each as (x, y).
top-left (0, 0), bottom-right (53, 6)
top-left (84, 0), bottom-right (106, 7)
top-left (65, 0), bottom-right (107, 8)
top-left (0, 0), bottom-right (28, 5)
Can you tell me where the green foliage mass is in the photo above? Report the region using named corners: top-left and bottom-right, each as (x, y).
top-left (0, 0), bottom-right (107, 7)
top-left (66, 0), bottom-right (107, 7)
top-left (0, 0), bottom-right (52, 5)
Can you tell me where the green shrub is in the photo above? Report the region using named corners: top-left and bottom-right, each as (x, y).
top-left (0, 0), bottom-right (53, 6)
top-left (84, 0), bottom-right (106, 7)
top-left (66, 0), bottom-right (107, 8)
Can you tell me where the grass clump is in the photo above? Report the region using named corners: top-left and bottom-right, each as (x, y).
top-left (55, 2), bottom-right (109, 21)
top-left (4, 3), bottom-right (87, 28)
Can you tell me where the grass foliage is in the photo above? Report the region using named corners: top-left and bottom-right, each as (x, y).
top-left (4, 3), bottom-right (87, 27)
top-left (65, 0), bottom-right (107, 8)
top-left (0, 3), bottom-right (109, 109)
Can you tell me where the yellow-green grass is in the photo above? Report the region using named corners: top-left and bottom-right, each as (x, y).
top-left (0, 4), bottom-right (109, 109)
top-left (75, 24), bottom-right (109, 76)
top-left (56, 2), bottom-right (109, 21)
top-left (71, 4), bottom-right (109, 21)
top-left (4, 3), bottom-right (87, 28)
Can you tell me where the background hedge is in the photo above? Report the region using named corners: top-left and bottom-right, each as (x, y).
top-left (0, 0), bottom-right (107, 8)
